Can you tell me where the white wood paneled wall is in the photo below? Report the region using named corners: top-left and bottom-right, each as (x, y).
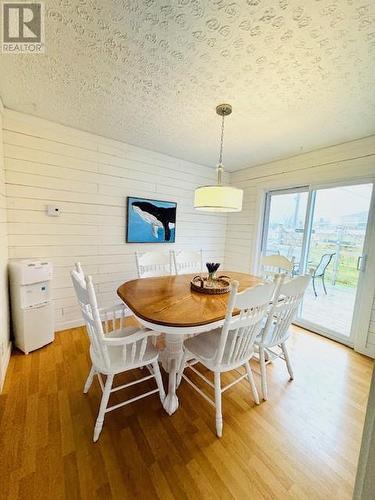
top-left (2, 107), bottom-right (374, 356)
top-left (3, 110), bottom-right (227, 330)
top-left (0, 100), bottom-right (10, 390)
top-left (224, 136), bottom-right (375, 356)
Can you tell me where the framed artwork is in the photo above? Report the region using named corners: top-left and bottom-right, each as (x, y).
top-left (126, 197), bottom-right (177, 243)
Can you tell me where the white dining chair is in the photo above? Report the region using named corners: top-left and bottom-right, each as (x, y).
top-left (73, 262), bottom-right (130, 315)
top-left (255, 274), bottom-right (311, 401)
top-left (177, 280), bottom-right (276, 437)
top-left (71, 268), bottom-right (165, 442)
top-left (172, 249), bottom-right (203, 275)
top-left (261, 254), bottom-right (295, 280)
top-left (135, 251), bottom-right (172, 278)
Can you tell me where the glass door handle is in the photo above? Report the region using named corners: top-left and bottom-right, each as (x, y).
top-left (357, 255), bottom-right (367, 272)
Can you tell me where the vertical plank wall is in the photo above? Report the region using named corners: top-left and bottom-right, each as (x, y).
top-left (0, 100), bottom-right (10, 389)
top-left (224, 136), bottom-right (375, 355)
top-left (3, 110), bottom-right (227, 330)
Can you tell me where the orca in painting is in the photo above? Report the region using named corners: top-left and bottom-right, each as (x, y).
top-left (131, 201), bottom-right (176, 241)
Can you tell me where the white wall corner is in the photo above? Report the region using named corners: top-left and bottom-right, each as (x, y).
top-left (0, 342), bottom-right (11, 393)
top-left (0, 92), bottom-right (10, 392)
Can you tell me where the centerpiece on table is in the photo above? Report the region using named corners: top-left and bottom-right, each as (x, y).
top-left (206, 262), bottom-right (220, 284)
top-left (190, 262), bottom-right (231, 295)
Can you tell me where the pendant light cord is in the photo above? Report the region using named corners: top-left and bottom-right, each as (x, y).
top-left (217, 114), bottom-right (225, 185)
top-left (219, 113), bottom-right (225, 165)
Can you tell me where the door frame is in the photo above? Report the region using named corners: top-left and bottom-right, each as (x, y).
top-left (258, 177), bottom-right (375, 355)
top-left (260, 185), bottom-right (309, 259)
top-left (351, 183), bottom-right (375, 356)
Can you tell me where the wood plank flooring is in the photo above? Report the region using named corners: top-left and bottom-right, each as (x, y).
top-left (0, 322), bottom-right (373, 500)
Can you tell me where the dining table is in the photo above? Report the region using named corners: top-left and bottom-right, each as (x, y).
top-left (117, 271), bottom-right (263, 415)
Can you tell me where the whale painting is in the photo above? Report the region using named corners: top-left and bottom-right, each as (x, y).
top-left (126, 197), bottom-right (177, 243)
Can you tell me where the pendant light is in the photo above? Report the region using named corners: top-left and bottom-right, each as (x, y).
top-left (194, 104), bottom-right (243, 212)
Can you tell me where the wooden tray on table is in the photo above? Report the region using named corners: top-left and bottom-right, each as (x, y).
top-left (190, 275), bottom-right (231, 295)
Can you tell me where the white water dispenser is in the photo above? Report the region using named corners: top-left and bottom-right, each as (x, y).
top-left (9, 260), bottom-right (54, 354)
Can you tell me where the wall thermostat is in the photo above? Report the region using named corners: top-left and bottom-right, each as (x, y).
top-left (46, 205), bottom-right (61, 217)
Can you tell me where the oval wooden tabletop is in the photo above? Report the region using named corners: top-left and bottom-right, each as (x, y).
top-left (117, 272), bottom-right (263, 328)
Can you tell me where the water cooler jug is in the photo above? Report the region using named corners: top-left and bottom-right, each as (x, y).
top-left (9, 260), bottom-right (54, 354)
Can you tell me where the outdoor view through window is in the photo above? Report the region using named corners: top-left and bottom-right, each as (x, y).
top-left (263, 183), bottom-right (373, 341)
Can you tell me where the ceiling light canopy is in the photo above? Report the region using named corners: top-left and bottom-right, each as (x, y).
top-left (194, 104), bottom-right (243, 212)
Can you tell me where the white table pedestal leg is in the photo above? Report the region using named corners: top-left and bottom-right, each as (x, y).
top-left (161, 333), bottom-right (184, 415)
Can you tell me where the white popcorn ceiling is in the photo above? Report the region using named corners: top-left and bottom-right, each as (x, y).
top-left (0, 0), bottom-right (374, 170)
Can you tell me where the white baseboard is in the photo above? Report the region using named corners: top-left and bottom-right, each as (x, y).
top-left (0, 341), bottom-right (12, 393)
top-left (55, 317), bottom-right (85, 332)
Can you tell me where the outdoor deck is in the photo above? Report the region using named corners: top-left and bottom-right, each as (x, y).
top-left (300, 282), bottom-right (356, 337)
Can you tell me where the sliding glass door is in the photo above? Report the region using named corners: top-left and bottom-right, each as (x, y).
top-left (262, 182), bottom-right (374, 345)
top-left (262, 187), bottom-right (309, 272)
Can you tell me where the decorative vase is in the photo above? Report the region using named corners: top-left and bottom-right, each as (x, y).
top-left (206, 263), bottom-right (220, 287)
top-left (207, 271), bottom-right (216, 286)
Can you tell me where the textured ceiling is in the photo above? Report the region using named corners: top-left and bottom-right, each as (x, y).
top-left (0, 0), bottom-right (375, 170)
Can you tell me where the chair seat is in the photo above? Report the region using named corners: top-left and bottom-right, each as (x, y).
top-left (184, 328), bottom-right (254, 371)
top-left (90, 326), bottom-right (159, 374)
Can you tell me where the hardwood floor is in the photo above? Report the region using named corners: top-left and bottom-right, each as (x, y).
top-left (0, 322), bottom-right (372, 500)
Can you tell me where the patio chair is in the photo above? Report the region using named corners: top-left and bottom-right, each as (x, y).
top-left (311, 252), bottom-right (335, 297)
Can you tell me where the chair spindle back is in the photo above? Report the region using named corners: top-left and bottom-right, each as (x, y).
top-left (261, 254), bottom-right (294, 280)
top-left (214, 280), bottom-right (276, 367)
top-left (71, 268), bottom-right (154, 370)
top-left (262, 274), bottom-right (311, 347)
top-left (172, 250), bottom-right (203, 275)
top-left (135, 251), bottom-right (172, 278)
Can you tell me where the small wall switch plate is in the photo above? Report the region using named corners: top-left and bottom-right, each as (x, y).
top-left (46, 205), bottom-right (61, 217)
